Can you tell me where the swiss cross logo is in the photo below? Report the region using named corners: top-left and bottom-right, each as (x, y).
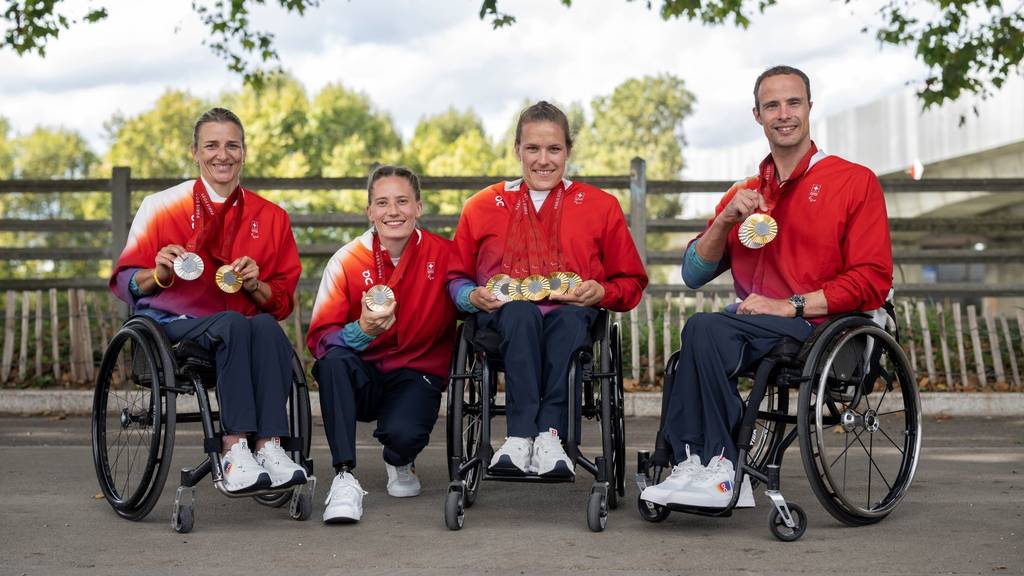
top-left (495, 194), bottom-right (505, 207)
top-left (426, 261), bottom-right (436, 280)
top-left (361, 270), bottom-right (373, 286)
top-left (574, 191), bottom-right (585, 205)
top-left (250, 219), bottom-right (260, 239)
top-left (808, 184), bottom-right (821, 203)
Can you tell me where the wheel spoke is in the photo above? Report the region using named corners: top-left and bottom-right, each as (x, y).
top-left (828, 427), bottom-right (866, 470)
top-left (875, 423), bottom-right (906, 455)
top-left (853, 431), bottom-right (893, 494)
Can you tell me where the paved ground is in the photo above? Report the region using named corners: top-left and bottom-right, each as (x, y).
top-left (0, 415), bottom-right (1021, 576)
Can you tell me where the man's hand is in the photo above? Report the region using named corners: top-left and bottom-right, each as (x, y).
top-left (358, 294), bottom-right (397, 337)
top-left (153, 243), bottom-right (186, 284)
top-left (716, 177), bottom-right (767, 227)
top-left (229, 255), bottom-right (261, 291)
top-left (469, 286), bottom-right (505, 312)
top-left (736, 293), bottom-right (794, 317)
top-left (548, 279), bottom-right (605, 308)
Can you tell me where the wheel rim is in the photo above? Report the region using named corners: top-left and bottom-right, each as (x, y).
top-left (92, 327), bottom-right (167, 513)
top-left (810, 325), bottom-right (921, 519)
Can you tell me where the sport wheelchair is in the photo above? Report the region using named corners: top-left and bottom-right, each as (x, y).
top-left (636, 307), bottom-right (922, 541)
top-left (91, 315), bottom-right (316, 533)
top-left (444, 309), bottom-right (626, 532)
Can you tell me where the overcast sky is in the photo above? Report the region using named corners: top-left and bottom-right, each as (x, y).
top-left (0, 0), bottom-right (927, 176)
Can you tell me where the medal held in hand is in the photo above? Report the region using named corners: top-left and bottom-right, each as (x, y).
top-left (738, 213), bottom-right (778, 249)
top-left (215, 264), bottom-right (243, 293)
top-left (173, 252), bottom-right (205, 281)
top-left (520, 274), bottom-right (551, 301)
top-left (363, 284), bottom-right (396, 312)
top-left (485, 274), bottom-right (519, 303)
top-left (548, 271), bottom-right (582, 296)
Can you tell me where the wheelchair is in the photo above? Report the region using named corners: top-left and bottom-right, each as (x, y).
top-left (444, 309), bottom-right (626, 532)
top-left (636, 305), bottom-right (922, 541)
top-left (90, 315), bottom-right (316, 533)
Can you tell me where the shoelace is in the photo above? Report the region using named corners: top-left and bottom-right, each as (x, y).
top-left (327, 475), bottom-right (368, 504)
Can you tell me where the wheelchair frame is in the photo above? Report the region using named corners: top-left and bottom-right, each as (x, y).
top-left (444, 309), bottom-right (626, 532)
top-left (91, 315), bottom-right (316, 533)
top-left (636, 310), bottom-right (922, 541)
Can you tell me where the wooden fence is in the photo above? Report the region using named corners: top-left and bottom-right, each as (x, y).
top-left (1, 286), bottom-right (1021, 391)
top-left (2, 164), bottom-right (1023, 389)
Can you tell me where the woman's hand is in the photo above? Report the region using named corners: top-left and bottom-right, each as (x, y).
top-left (548, 279), bottom-right (605, 308)
top-left (469, 286), bottom-right (505, 312)
top-left (230, 255), bottom-right (261, 292)
top-left (358, 294), bottom-right (397, 337)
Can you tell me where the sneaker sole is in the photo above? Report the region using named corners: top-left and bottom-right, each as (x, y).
top-left (224, 472), bottom-right (273, 494)
top-left (537, 460), bottom-right (574, 478)
top-left (270, 469), bottom-right (308, 490)
top-left (488, 455), bottom-right (528, 476)
top-left (386, 486), bottom-right (421, 498)
top-left (323, 514), bottom-right (360, 524)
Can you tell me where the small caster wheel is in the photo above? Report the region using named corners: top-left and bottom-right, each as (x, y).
top-left (637, 495), bottom-right (670, 523)
top-left (769, 502), bottom-right (807, 542)
top-left (444, 490), bottom-right (465, 531)
top-left (587, 490), bottom-right (608, 532)
top-left (291, 493), bottom-right (313, 521)
top-left (173, 504), bottom-right (194, 534)
top-left (254, 492), bottom-right (289, 508)
top-left (464, 484), bottom-right (478, 508)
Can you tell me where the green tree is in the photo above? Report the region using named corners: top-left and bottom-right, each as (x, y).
top-left (309, 83), bottom-right (403, 177)
top-left (0, 117), bottom-right (13, 178)
top-left (100, 90), bottom-right (209, 178)
top-left (225, 73), bottom-right (312, 177)
top-left (12, 126), bottom-right (96, 179)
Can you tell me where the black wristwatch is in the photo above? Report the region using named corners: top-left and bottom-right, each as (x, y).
top-left (788, 294), bottom-right (806, 318)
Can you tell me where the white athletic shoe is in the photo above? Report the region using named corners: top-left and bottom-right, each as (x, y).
top-left (666, 452), bottom-right (736, 508)
top-left (254, 437), bottom-right (308, 488)
top-left (531, 428), bottom-right (574, 477)
top-left (639, 445), bottom-right (704, 506)
top-left (386, 462), bottom-right (422, 498)
top-left (323, 471), bottom-right (367, 524)
top-left (221, 438), bottom-right (272, 493)
top-left (489, 436), bottom-right (533, 475)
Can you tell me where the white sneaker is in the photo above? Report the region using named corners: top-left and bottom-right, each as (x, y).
top-left (531, 428), bottom-right (574, 477)
top-left (640, 445), bottom-right (704, 506)
top-left (666, 452), bottom-right (737, 508)
top-left (736, 474), bottom-right (755, 508)
top-left (386, 462), bottom-right (422, 498)
top-left (489, 436), bottom-right (533, 475)
top-left (221, 438), bottom-right (271, 493)
top-left (323, 471), bottom-right (367, 524)
top-left (254, 437), bottom-right (308, 488)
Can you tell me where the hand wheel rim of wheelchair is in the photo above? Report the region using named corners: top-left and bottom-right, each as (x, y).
top-left (91, 322), bottom-right (176, 520)
top-left (798, 321), bottom-right (922, 525)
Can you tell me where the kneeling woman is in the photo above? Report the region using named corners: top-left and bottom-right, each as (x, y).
top-left (110, 107), bottom-right (307, 493)
top-left (307, 166), bottom-right (457, 523)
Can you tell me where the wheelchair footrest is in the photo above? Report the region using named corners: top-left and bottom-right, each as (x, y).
top-left (482, 472), bottom-right (576, 484)
top-left (663, 502), bottom-right (734, 518)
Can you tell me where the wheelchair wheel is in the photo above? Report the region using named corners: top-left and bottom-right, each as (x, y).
top-left (446, 328), bottom-right (483, 507)
top-left (604, 322), bottom-right (626, 509)
top-left (92, 320), bottom-right (177, 521)
top-left (798, 317), bottom-right (921, 526)
top-left (742, 374), bottom-right (787, 484)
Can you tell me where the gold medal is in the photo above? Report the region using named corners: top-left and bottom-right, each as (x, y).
top-left (548, 271), bottom-right (583, 295)
top-left (215, 265), bottom-right (243, 293)
top-left (485, 274), bottom-right (518, 303)
top-left (363, 284), bottom-right (396, 312)
top-left (173, 252), bottom-right (205, 281)
top-left (520, 274), bottom-right (551, 301)
top-left (738, 213), bottom-right (778, 249)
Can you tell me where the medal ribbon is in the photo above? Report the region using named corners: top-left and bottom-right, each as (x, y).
top-left (187, 179), bottom-right (245, 264)
top-left (754, 142), bottom-right (819, 214)
top-left (372, 230), bottom-right (418, 289)
top-left (500, 181), bottom-right (566, 278)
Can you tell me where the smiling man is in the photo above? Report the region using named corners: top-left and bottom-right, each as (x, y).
top-left (307, 165), bottom-right (457, 523)
top-left (640, 66), bottom-right (893, 509)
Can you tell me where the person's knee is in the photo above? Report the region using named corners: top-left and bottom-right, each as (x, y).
top-left (250, 313), bottom-right (279, 332)
top-left (313, 349), bottom-right (361, 384)
top-left (498, 301), bottom-right (543, 332)
top-left (386, 422), bottom-right (430, 457)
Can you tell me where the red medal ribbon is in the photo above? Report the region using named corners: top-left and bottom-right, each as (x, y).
top-left (500, 181), bottom-right (567, 278)
top-left (372, 230), bottom-right (419, 289)
top-left (188, 179), bottom-right (245, 264)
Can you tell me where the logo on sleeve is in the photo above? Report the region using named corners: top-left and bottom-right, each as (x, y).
top-left (808, 184), bottom-right (821, 203)
top-left (426, 261), bottom-right (436, 280)
top-left (574, 191), bottom-right (585, 205)
top-left (250, 219), bottom-right (260, 239)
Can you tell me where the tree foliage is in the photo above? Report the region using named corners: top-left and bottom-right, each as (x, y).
top-left (101, 90), bottom-right (209, 179)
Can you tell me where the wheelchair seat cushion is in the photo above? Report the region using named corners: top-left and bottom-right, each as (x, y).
top-left (172, 339), bottom-right (216, 375)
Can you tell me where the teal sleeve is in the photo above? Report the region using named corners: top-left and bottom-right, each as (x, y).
top-left (681, 242), bottom-right (720, 289)
top-left (456, 284), bottom-right (480, 314)
top-left (340, 320), bottom-right (374, 351)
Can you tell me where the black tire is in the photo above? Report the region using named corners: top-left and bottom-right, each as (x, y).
top-left (173, 504), bottom-right (194, 534)
top-left (444, 490), bottom-right (465, 531)
top-left (769, 502), bottom-right (806, 542)
top-left (610, 323), bottom-right (627, 505)
top-left (798, 319), bottom-right (922, 526)
top-left (742, 373), bottom-right (787, 485)
top-left (254, 492), bottom-right (290, 508)
top-left (291, 493), bottom-right (313, 521)
top-left (446, 328), bottom-right (483, 508)
top-left (587, 490), bottom-right (608, 532)
top-left (636, 494), bottom-right (670, 523)
top-left (92, 321), bottom-right (176, 521)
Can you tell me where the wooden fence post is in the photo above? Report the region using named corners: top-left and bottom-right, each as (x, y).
top-left (984, 313), bottom-right (1005, 384)
top-left (629, 157), bottom-right (647, 267)
top-left (953, 302), bottom-right (968, 390)
top-left (292, 288), bottom-right (304, 369)
top-left (49, 289), bottom-right (60, 382)
top-left (18, 291), bottom-right (29, 381)
top-left (2, 291), bottom-right (14, 382)
top-left (695, 292), bottom-right (705, 315)
top-left (111, 166), bottom-right (131, 319)
top-left (916, 301), bottom-right (936, 385)
top-left (967, 305), bottom-right (987, 388)
top-left (630, 308), bottom-right (640, 383)
top-left (936, 301), bottom-right (953, 388)
top-left (67, 289), bottom-right (79, 383)
top-left (79, 289), bottom-right (95, 382)
top-left (645, 294), bottom-right (656, 385)
top-left (999, 316), bottom-right (1020, 389)
top-left (34, 290), bottom-right (43, 378)
top-left (902, 301), bottom-right (918, 374)
top-left (662, 292), bottom-right (672, 373)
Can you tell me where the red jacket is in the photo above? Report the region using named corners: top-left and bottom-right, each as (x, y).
top-left (307, 229), bottom-right (457, 378)
top-left (447, 179), bottom-right (648, 312)
top-left (693, 148), bottom-right (893, 318)
top-left (110, 180), bottom-right (300, 321)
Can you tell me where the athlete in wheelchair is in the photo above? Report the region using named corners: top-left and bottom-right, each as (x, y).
top-left (444, 101), bottom-right (648, 531)
top-left (92, 108), bottom-right (314, 533)
top-left (637, 66), bottom-right (921, 541)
